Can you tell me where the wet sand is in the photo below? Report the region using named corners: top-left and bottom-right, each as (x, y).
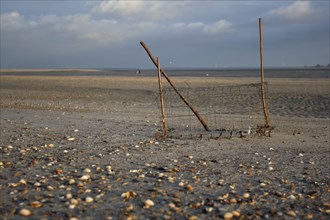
top-left (0, 75), bottom-right (329, 219)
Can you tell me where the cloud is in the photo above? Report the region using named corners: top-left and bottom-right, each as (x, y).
top-left (93, 0), bottom-right (144, 16)
top-left (0, 11), bottom-right (133, 46)
top-left (92, 0), bottom-right (187, 20)
top-left (203, 19), bottom-right (232, 34)
top-left (268, 1), bottom-right (314, 21)
top-left (0, 11), bottom-right (34, 30)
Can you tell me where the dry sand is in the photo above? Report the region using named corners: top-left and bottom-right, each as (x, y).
top-left (0, 75), bottom-right (329, 219)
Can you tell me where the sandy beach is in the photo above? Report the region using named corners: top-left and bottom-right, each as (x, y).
top-left (0, 74), bottom-right (329, 219)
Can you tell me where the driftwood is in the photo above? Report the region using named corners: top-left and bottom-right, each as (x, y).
top-left (156, 57), bottom-right (167, 137)
top-left (140, 41), bottom-right (209, 131)
top-left (259, 18), bottom-right (270, 127)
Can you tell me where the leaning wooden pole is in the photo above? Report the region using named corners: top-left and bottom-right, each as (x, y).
top-left (140, 41), bottom-right (209, 131)
top-left (259, 18), bottom-right (270, 127)
top-left (157, 57), bottom-right (167, 137)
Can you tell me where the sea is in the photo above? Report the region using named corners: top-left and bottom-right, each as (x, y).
top-left (1, 67), bottom-right (329, 79)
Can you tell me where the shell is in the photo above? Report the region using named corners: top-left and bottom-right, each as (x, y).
top-left (144, 199), bottom-right (154, 208)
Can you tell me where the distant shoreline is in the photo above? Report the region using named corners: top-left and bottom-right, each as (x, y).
top-left (0, 68), bottom-right (102, 73)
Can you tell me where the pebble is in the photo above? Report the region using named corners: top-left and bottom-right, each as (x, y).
top-left (19, 209), bottom-right (32, 216)
top-left (80, 175), bottom-right (90, 181)
top-left (186, 185), bottom-right (194, 191)
top-left (243, 193), bottom-right (250, 199)
top-left (85, 197), bottom-right (94, 203)
top-left (224, 212), bottom-right (233, 219)
top-left (288, 195), bottom-right (296, 200)
top-left (66, 193), bottom-right (73, 199)
top-left (83, 168), bottom-right (91, 173)
top-left (70, 198), bottom-right (79, 205)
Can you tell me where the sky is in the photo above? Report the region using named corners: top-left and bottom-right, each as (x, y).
top-left (0, 0), bottom-right (329, 69)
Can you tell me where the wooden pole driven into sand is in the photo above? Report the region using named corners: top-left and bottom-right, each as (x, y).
top-left (140, 41), bottom-right (210, 131)
top-left (259, 18), bottom-right (270, 127)
top-left (157, 57), bottom-right (167, 137)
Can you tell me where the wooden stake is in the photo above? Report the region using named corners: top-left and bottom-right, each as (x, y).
top-left (259, 18), bottom-right (270, 127)
top-left (157, 57), bottom-right (167, 137)
top-left (140, 41), bottom-right (209, 131)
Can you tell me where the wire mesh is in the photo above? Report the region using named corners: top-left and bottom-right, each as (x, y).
top-left (153, 81), bottom-right (268, 139)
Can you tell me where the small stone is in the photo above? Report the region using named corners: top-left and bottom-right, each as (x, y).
top-left (224, 212), bottom-right (233, 219)
top-left (47, 186), bottom-right (54, 191)
top-left (66, 193), bottom-right (73, 199)
top-left (186, 185), bottom-right (194, 191)
top-left (83, 168), bottom-right (91, 173)
top-left (144, 199), bottom-right (154, 208)
top-left (230, 198), bottom-right (237, 204)
top-left (85, 197), bottom-right (93, 203)
top-left (70, 198), bottom-right (79, 205)
top-left (288, 195), bottom-right (296, 200)
top-left (269, 166), bottom-right (274, 171)
top-left (80, 175), bottom-right (90, 181)
top-left (67, 137), bottom-right (75, 141)
top-left (19, 209), bottom-right (32, 216)
top-left (68, 179), bottom-right (75, 185)
top-left (126, 204), bottom-right (134, 212)
top-left (243, 193), bottom-right (250, 199)
top-left (305, 213), bottom-right (313, 219)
